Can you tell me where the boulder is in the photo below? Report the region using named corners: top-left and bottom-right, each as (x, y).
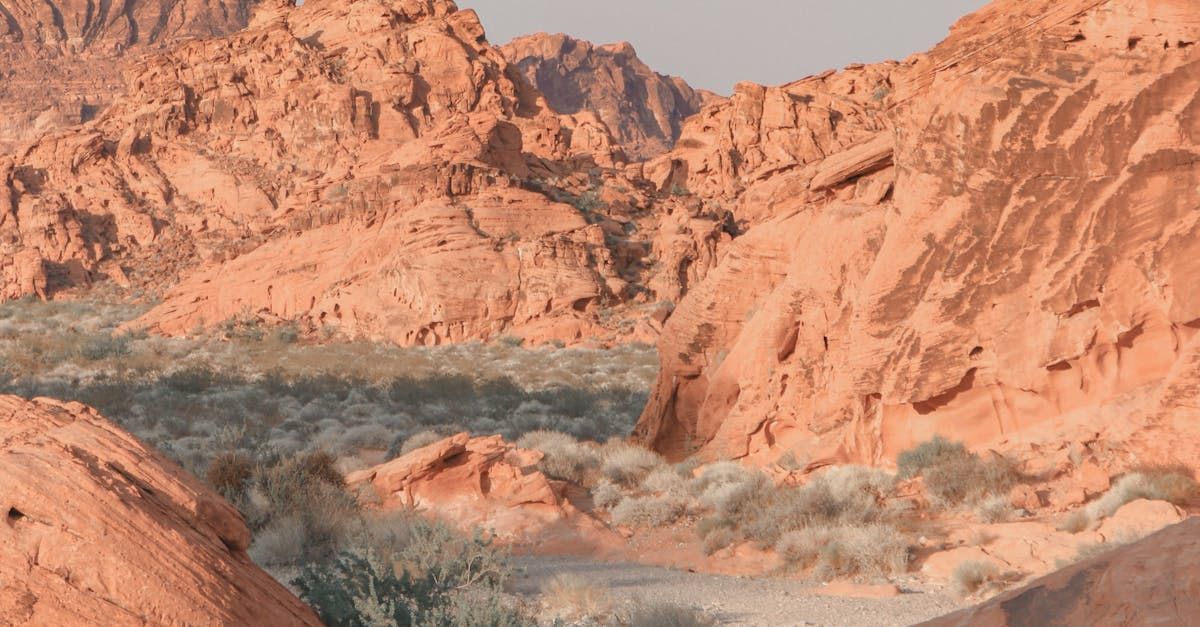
top-left (0, 395), bottom-right (319, 625)
top-left (922, 518), bottom-right (1200, 626)
top-left (348, 433), bottom-right (616, 545)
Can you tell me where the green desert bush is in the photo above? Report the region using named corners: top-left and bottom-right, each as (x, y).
top-left (296, 521), bottom-right (525, 627)
top-left (297, 513), bottom-right (523, 626)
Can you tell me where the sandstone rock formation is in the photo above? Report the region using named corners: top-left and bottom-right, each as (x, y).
top-left (348, 432), bottom-right (614, 545)
top-left (922, 518), bottom-right (1200, 627)
top-left (1, 0), bottom-right (726, 346)
top-left (635, 0), bottom-right (1200, 472)
top-left (0, 0), bottom-right (259, 151)
top-left (501, 33), bottom-right (717, 160)
top-left (0, 395), bottom-right (320, 625)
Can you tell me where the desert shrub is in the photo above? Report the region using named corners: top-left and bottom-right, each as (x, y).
top-left (79, 333), bottom-right (132, 361)
top-left (591, 479), bottom-right (624, 509)
top-left (248, 451), bottom-right (358, 566)
top-left (695, 471), bottom-right (773, 548)
top-left (1060, 469), bottom-right (1197, 533)
top-left (601, 443), bottom-right (665, 488)
top-left (296, 547), bottom-right (523, 626)
top-left (207, 451), bottom-right (254, 501)
top-left (898, 437), bottom-right (1021, 507)
top-left (399, 430), bottom-right (448, 456)
top-left (1058, 509), bottom-right (1093, 533)
top-left (951, 560), bottom-right (1002, 597)
top-left (642, 465), bottom-right (689, 494)
top-left (250, 514), bottom-right (311, 566)
top-left (421, 589), bottom-right (528, 627)
top-left (975, 495), bottom-right (1015, 523)
top-left (689, 461), bottom-right (754, 499)
top-left (297, 514), bottom-right (523, 626)
top-left (1087, 470), bottom-right (1196, 519)
top-left (517, 430), bottom-right (600, 485)
top-left (896, 436), bottom-right (968, 479)
top-left (539, 574), bottom-right (613, 623)
top-left (702, 527), bottom-right (737, 555)
top-left (693, 465), bottom-right (904, 557)
top-left (627, 602), bottom-right (717, 627)
top-left (776, 524), bottom-right (911, 580)
top-left (610, 493), bottom-right (689, 528)
top-left (743, 466), bottom-right (897, 546)
top-left (336, 424), bottom-right (393, 453)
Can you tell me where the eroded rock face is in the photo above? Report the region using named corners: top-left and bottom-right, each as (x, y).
top-left (922, 518), bottom-right (1200, 627)
top-left (347, 433), bottom-right (614, 545)
top-left (0, 395), bottom-right (319, 625)
top-left (635, 0), bottom-right (1200, 464)
top-left (0, 0), bottom-right (258, 151)
top-left (501, 33), bottom-right (717, 161)
top-left (0, 0), bottom-right (712, 346)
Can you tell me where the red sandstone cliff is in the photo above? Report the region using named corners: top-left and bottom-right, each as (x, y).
top-left (0, 395), bottom-right (320, 624)
top-left (0, 0), bottom-right (727, 346)
top-left (0, 0), bottom-right (259, 151)
top-left (501, 33), bottom-right (718, 160)
top-left (634, 0), bottom-right (1200, 472)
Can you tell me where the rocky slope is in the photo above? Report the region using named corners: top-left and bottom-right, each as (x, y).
top-left (501, 33), bottom-right (717, 160)
top-left (634, 0), bottom-right (1200, 468)
top-left (0, 0), bottom-right (258, 151)
top-left (923, 517), bottom-right (1200, 626)
top-left (348, 433), bottom-right (618, 547)
top-left (0, 0), bottom-right (733, 346)
top-left (0, 395), bottom-right (319, 625)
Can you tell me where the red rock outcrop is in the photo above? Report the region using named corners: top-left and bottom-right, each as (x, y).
top-left (635, 0), bottom-right (1200, 466)
top-left (0, 0), bottom-right (258, 151)
top-left (0, 0), bottom-right (715, 346)
top-left (922, 517), bottom-right (1200, 626)
top-left (501, 33), bottom-right (717, 160)
top-left (0, 395), bottom-right (319, 625)
top-left (348, 433), bottom-right (615, 545)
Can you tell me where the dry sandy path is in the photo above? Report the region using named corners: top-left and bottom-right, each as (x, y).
top-left (511, 556), bottom-right (963, 626)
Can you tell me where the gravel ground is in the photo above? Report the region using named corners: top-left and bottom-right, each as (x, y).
top-left (511, 556), bottom-right (963, 626)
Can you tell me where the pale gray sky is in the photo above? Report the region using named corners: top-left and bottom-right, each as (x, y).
top-left (460, 0), bottom-right (989, 94)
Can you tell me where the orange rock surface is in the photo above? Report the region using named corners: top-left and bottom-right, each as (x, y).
top-left (0, 0), bottom-right (714, 346)
top-left (0, 395), bottom-right (319, 625)
top-left (634, 0), bottom-right (1200, 471)
top-left (347, 433), bottom-right (616, 546)
top-left (922, 518), bottom-right (1200, 626)
top-left (501, 33), bottom-right (717, 161)
top-left (0, 0), bottom-right (258, 151)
